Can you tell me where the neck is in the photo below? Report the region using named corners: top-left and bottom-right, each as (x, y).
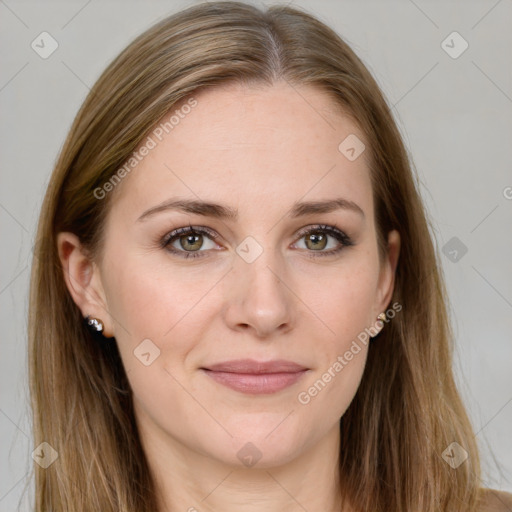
top-left (140, 419), bottom-right (346, 512)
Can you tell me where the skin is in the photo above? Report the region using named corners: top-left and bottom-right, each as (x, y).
top-left (58, 80), bottom-right (400, 512)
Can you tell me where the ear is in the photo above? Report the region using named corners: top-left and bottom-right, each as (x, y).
top-left (373, 229), bottom-right (401, 316)
top-left (56, 232), bottom-right (114, 337)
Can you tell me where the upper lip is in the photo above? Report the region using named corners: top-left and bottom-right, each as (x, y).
top-left (201, 359), bottom-right (308, 374)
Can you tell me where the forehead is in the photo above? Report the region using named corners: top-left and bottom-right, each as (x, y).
top-left (110, 80), bottom-right (373, 222)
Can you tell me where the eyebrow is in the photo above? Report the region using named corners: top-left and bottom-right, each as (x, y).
top-left (137, 197), bottom-right (365, 222)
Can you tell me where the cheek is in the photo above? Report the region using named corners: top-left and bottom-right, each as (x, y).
top-left (103, 251), bottom-right (216, 338)
top-left (297, 343), bottom-right (368, 404)
top-left (293, 264), bottom-right (375, 421)
top-left (304, 255), bottom-right (379, 350)
top-left (101, 257), bottom-right (208, 426)
top-left (291, 253), bottom-right (378, 411)
top-left (100, 254), bottom-right (209, 382)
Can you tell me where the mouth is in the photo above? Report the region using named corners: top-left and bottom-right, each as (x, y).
top-left (200, 359), bottom-right (309, 395)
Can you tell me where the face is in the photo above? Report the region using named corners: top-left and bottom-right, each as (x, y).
top-left (59, 80), bottom-right (399, 469)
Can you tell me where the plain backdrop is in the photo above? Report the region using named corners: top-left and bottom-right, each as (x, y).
top-left (1, 0), bottom-right (511, 510)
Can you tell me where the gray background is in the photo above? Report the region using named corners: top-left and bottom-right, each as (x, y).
top-left (1, 0), bottom-right (511, 509)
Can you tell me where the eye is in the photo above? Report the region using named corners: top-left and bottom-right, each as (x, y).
top-left (161, 225), bottom-right (220, 259)
top-left (292, 224), bottom-right (353, 257)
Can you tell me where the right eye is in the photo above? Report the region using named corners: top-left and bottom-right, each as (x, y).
top-left (161, 225), bottom-right (222, 259)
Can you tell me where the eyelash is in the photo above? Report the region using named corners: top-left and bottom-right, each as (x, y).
top-left (160, 224), bottom-right (354, 260)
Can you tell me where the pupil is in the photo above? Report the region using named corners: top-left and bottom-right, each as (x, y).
top-left (308, 232), bottom-right (326, 250)
top-left (182, 234), bottom-right (201, 251)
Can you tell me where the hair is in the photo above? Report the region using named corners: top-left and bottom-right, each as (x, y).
top-left (28, 1), bottom-right (484, 511)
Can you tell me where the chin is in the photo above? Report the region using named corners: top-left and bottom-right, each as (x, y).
top-left (219, 428), bottom-right (307, 469)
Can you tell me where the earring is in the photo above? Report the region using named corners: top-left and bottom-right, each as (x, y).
top-left (85, 315), bottom-right (104, 334)
top-left (371, 312), bottom-right (387, 339)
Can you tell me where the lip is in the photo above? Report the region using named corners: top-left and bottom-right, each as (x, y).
top-left (203, 359), bottom-right (308, 374)
top-left (200, 359), bottom-right (309, 395)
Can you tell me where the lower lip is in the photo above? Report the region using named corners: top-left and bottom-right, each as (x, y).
top-left (201, 369), bottom-right (308, 394)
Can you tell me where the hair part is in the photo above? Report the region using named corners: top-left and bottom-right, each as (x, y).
top-left (29, 2), bottom-right (481, 511)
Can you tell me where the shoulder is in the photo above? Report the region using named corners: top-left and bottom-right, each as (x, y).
top-left (477, 488), bottom-right (512, 511)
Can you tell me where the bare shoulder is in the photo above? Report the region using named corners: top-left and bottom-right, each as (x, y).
top-left (477, 488), bottom-right (512, 512)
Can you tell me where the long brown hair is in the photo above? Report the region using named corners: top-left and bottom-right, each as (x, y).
top-left (28, 2), bottom-right (482, 510)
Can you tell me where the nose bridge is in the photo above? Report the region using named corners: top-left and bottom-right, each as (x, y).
top-left (224, 235), bottom-right (294, 337)
top-left (241, 245), bottom-right (283, 295)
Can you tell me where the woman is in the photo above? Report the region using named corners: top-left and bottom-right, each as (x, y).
top-left (28, 2), bottom-right (512, 511)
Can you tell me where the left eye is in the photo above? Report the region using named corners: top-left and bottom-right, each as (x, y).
top-left (293, 227), bottom-right (343, 252)
top-left (291, 224), bottom-right (353, 257)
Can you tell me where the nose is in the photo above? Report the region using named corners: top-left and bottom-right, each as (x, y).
top-left (223, 250), bottom-right (295, 339)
